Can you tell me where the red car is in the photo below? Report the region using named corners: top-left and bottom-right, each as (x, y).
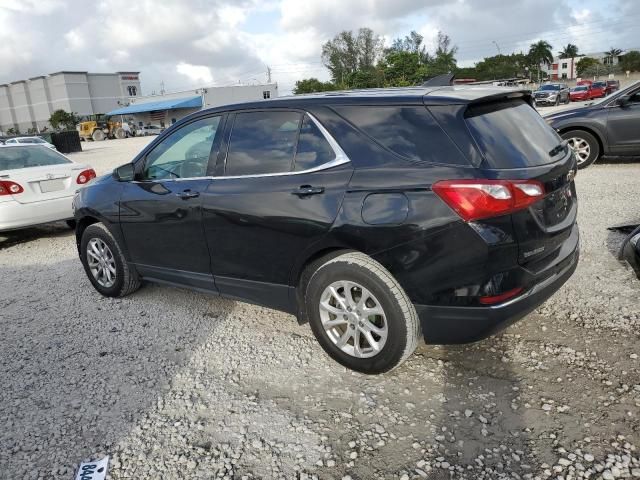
top-left (570, 85), bottom-right (595, 101)
top-left (590, 82), bottom-right (607, 98)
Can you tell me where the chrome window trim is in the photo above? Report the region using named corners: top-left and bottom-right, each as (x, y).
top-left (134, 111), bottom-right (350, 183)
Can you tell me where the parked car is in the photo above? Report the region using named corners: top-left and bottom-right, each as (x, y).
top-left (606, 80), bottom-right (620, 95)
top-left (533, 83), bottom-right (570, 106)
top-left (74, 86), bottom-right (579, 374)
top-left (136, 125), bottom-right (164, 136)
top-left (545, 80), bottom-right (640, 168)
top-left (577, 80), bottom-right (593, 87)
top-left (590, 82), bottom-right (607, 98)
top-left (0, 145), bottom-right (95, 231)
top-left (4, 136), bottom-right (56, 150)
top-left (569, 85), bottom-right (595, 102)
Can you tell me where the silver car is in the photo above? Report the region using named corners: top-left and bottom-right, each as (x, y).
top-left (533, 83), bottom-right (571, 106)
top-left (0, 145), bottom-right (95, 231)
top-left (4, 136), bottom-right (57, 150)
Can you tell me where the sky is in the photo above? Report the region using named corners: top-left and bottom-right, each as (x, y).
top-left (0, 0), bottom-right (638, 95)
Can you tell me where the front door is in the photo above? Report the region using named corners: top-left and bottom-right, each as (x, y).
top-left (201, 110), bottom-right (352, 310)
top-left (119, 114), bottom-right (224, 290)
top-left (607, 86), bottom-right (640, 155)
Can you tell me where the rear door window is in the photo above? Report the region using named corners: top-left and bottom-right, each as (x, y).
top-left (225, 111), bottom-right (302, 176)
top-left (333, 105), bottom-right (469, 166)
top-left (465, 99), bottom-right (562, 168)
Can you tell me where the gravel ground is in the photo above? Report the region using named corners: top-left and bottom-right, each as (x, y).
top-left (1, 138), bottom-right (639, 480)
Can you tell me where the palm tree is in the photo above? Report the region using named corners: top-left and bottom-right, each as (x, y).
top-left (528, 40), bottom-right (554, 82)
top-left (559, 43), bottom-right (579, 59)
top-left (604, 47), bottom-right (623, 65)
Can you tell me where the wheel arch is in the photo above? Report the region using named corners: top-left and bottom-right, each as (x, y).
top-left (558, 125), bottom-right (606, 156)
top-left (75, 215), bottom-right (100, 256)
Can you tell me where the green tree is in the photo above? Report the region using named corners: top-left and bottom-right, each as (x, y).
top-left (528, 40), bottom-right (554, 82)
top-left (604, 47), bottom-right (623, 64)
top-left (379, 31), bottom-right (431, 86)
top-left (293, 78), bottom-right (337, 94)
top-left (458, 53), bottom-right (531, 81)
top-left (559, 43), bottom-right (579, 59)
top-left (321, 28), bottom-right (383, 86)
top-left (49, 109), bottom-right (79, 131)
top-left (430, 32), bottom-right (458, 75)
top-left (576, 57), bottom-right (600, 76)
top-left (619, 50), bottom-right (640, 72)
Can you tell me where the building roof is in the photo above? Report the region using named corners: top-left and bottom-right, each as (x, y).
top-left (107, 96), bottom-right (202, 115)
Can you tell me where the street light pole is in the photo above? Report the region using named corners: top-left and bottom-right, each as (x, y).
top-left (492, 41), bottom-right (501, 55)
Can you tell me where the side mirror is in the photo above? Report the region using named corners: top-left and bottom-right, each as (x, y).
top-left (618, 96), bottom-right (631, 108)
top-left (114, 163), bottom-right (135, 182)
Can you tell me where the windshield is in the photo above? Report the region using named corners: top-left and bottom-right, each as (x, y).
top-left (0, 145), bottom-right (70, 171)
top-left (572, 86), bottom-right (587, 91)
top-left (590, 80), bottom-right (640, 106)
top-left (539, 85), bottom-right (560, 91)
top-left (593, 82), bottom-right (606, 88)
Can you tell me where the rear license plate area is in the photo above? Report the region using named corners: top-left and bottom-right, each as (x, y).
top-left (40, 179), bottom-right (65, 193)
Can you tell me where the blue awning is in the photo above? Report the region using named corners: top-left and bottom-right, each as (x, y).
top-left (106, 96), bottom-right (202, 115)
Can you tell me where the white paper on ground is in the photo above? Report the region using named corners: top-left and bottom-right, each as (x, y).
top-left (74, 456), bottom-right (109, 480)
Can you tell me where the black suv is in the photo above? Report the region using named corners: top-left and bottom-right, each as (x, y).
top-left (74, 87), bottom-right (579, 374)
top-left (545, 80), bottom-right (640, 168)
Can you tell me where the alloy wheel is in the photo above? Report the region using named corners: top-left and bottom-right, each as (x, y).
top-left (319, 280), bottom-right (388, 358)
top-left (566, 137), bottom-right (591, 165)
top-left (86, 238), bottom-right (117, 288)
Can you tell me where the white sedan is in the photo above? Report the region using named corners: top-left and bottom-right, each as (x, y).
top-left (3, 136), bottom-right (57, 150)
top-left (0, 145), bottom-right (95, 232)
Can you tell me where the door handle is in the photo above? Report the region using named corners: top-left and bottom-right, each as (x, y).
top-left (176, 190), bottom-right (200, 200)
top-left (292, 185), bottom-right (325, 197)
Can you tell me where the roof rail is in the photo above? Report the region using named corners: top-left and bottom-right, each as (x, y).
top-left (422, 73), bottom-right (455, 87)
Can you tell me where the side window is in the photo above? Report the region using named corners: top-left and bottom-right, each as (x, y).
top-left (294, 115), bottom-right (335, 171)
top-left (334, 105), bottom-right (469, 165)
top-left (143, 116), bottom-right (221, 180)
top-left (225, 111), bottom-right (301, 176)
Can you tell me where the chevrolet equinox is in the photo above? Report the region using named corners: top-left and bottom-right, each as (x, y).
top-left (74, 86), bottom-right (579, 374)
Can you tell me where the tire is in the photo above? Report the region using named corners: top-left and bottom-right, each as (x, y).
top-left (114, 127), bottom-right (126, 139)
top-left (561, 129), bottom-right (600, 169)
top-left (80, 223), bottom-right (141, 297)
top-left (65, 219), bottom-right (76, 230)
top-left (304, 252), bottom-right (421, 374)
top-left (92, 129), bottom-right (105, 141)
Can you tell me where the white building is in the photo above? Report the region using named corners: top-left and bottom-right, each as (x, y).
top-left (542, 49), bottom-right (639, 80)
top-left (107, 83), bottom-right (279, 128)
top-left (0, 71), bottom-right (141, 133)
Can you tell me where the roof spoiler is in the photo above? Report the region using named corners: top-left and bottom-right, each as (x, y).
top-left (422, 73), bottom-right (455, 87)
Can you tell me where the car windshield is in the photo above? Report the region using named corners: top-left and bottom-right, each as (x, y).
top-left (589, 80), bottom-right (640, 106)
top-left (0, 145), bottom-right (70, 171)
top-left (572, 86), bottom-right (587, 91)
top-left (539, 85), bottom-right (560, 91)
top-left (593, 82), bottom-right (606, 87)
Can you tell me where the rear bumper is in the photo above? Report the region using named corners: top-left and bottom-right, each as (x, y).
top-left (416, 239), bottom-right (579, 344)
top-left (0, 196), bottom-right (74, 232)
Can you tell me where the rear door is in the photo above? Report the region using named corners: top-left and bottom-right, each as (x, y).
top-left (201, 109), bottom-right (352, 311)
top-left (464, 99), bottom-right (578, 269)
top-left (0, 146), bottom-right (85, 204)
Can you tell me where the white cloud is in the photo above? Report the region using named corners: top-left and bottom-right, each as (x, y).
top-left (176, 63), bottom-right (214, 84)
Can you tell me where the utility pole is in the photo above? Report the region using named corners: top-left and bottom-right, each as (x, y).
top-left (492, 41), bottom-right (501, 55)
top-left (266, 66), bottom-right (272, 84)
top-left (160, 81), bottom-right (165, 95)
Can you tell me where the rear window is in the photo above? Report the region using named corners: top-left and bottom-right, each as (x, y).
top-left (333, 106), bottom-right (469, 166)
top-left (0, 146), bottom-right (70, 171)
top-left (465, 99), bottom-right (562, 169)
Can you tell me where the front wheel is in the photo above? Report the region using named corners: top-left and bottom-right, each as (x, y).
top-left (80, 223), bottom-right (140, 297)
top-left (561, 129), bottom-right (600, 169)
top-left (305, 252), bottom-right (421, 374)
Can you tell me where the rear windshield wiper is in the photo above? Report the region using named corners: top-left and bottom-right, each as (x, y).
top-left (549, 140), bottom-right (568, 157)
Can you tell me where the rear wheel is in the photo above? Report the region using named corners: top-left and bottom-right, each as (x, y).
top-left (561, 129), bottom-right (600, 169)
top-left (305, 252), bottom-right (420, 374)
top-left (114, 127), bottom-right (126, 139)
top-left (80, 223), bottom-right (140, 297)
top-left (92, 129), bottom-right (105, 141)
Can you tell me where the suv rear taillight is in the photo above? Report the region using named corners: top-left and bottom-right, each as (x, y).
top-left (76, 169), bottom-right (97, 184)
top-left (432, 179), bottom-right (545, 222)
top-left (0, 180), bottom-right (24, 196)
